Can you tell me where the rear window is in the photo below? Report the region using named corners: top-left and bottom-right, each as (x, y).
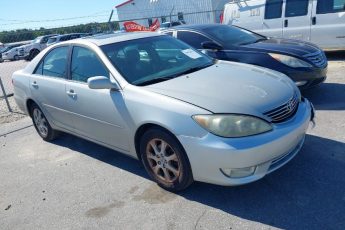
top-left (265, 0), bottom-right (283, 19)
top-left (317, 0), bottom-right (345, 14)
top-left (285, 0), bottom-right (309, 17)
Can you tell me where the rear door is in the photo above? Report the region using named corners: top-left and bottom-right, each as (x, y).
top-left (29, 46), bottom-right (72, 130)
top-left (282, 0), bottom-right (312, 41)
top-left (311, 0), bottom-right (345, 49)
top-left (65, 46), bottom-right (130, 151)
top-left (262, 0), bottom-right (284, 38)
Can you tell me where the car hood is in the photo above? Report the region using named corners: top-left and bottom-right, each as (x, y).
top-left (240, 38), bottom-right (320, 56)
top-left (145, 61), bottom-right (297, 116)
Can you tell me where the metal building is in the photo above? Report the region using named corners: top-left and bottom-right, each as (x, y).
top-left (115, 0), bottom-right (229, 27)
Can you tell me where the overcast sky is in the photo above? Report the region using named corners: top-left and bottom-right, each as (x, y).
top-left (0, 0), bottom-right (124, 31)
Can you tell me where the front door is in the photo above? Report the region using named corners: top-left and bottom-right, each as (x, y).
top-left (29, 46), bottom-right (72, 130)
top-left (282, 0), bottom-right (313, 41)
top-left (65, 46), bottom-right (130, 151)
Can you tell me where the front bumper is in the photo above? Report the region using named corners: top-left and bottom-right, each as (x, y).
top-left (178, 99), bottom-right (313, 186)
top-left (284, 65), bottom-right (328, 90)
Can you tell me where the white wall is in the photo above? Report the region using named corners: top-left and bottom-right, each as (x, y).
top-left (116, 0), bottom-right (229, 27)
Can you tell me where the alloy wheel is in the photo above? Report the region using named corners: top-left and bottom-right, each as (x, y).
top-left (146, 138), bottom-right (180, 183)
top-left (33, 108), bottom-right (48, 138)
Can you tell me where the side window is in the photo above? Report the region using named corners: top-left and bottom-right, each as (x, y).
top-left (285, 0), bottom-right (309, 17)
top-left (34, 46), bottom-right (68, 78)
top-left (71, 46), bottom-right (108, 83)
top-left (265, 0), bottom-right (283, 19)
top-left (177, 31), bottom-right (211, 49)
top-left (60, 36), bottom-right (69, 41)
top-left (70, 34), bottom-right (79, 39)
top-left (317, 0), bottom-right (345, 14)
top-left (34, 61), bottom-right (43, 75)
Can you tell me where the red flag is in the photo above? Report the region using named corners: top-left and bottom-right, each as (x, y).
top-left (124, 19), bottom-right (160, 32)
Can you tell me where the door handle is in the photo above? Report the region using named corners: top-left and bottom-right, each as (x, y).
top-left (312, 16), bottom-right (317, 25)
top-left (66, 89), bottom-right (77, 97)
top-left (284, 19), bottom-right (288, 27)
top-left (31, 81), bottom-right (38, 88)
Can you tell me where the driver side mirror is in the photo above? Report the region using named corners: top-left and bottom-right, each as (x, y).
top-left (201, 41), bottom-right (223, 51)
top-left (88, 76), bottom-right (119, 90)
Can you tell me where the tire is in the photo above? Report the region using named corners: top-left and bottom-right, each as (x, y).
top-left (140, 128), bottom-right (193, 192)
top-left (30, 103), bottom-right (59, 141)
top-left (28, 49), bottom-right (39, 61)
top-left (13, 55), bottom-right (19, 61)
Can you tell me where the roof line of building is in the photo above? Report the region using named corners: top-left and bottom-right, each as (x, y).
top-left (115, 0), bottom-right (134, 9)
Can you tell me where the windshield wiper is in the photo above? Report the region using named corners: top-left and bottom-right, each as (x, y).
top-left (135, 77), bottom-right (175, 86)
top-left (135, 63), bottom-right (214, 86)
top-left (254, 38), bottom-right (267, 43)
top-left (172, 63), bottom-right (214, 78)
top-left (240, 38), bottom-right (267, 46)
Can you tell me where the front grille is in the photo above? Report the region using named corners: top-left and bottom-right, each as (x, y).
top-left (303, 50), bottom-right (327, 68)
top-left (264, 94), bottom-right (299, 123)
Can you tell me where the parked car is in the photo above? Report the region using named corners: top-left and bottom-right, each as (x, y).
top-left (12, 33), bottom-right (314, 191)
top-left (160, 21), bottom-right (185, 30)
top-left (46, 33), bottom-right (89, 46)
top-left (18, 35), bottom-right (58, 61)
top-left (2, 46), bottom-right (21, 61)
top-left (222, 0), bottom-right (345, 50)
top-left (163, 24), bottom-right (328, 90)
top-left (0, 41), bottom-right (27, 62)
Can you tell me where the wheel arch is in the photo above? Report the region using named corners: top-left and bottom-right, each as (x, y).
top-left (26, 98), bottom-right (38, 117)
top-left (134, 123), bottom-right (182, 161)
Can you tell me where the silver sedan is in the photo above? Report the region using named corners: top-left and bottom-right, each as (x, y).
top-left (12, 33), bottom-right (314, 191)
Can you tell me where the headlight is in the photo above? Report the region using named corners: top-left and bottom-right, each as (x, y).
top-left (269, 53), bottom-right (313, 68)
top-left (193, 114), bottom-right (272, 138)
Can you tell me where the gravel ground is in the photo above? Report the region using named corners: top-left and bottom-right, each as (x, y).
top-left (0, 96), bottom-right (27, 124)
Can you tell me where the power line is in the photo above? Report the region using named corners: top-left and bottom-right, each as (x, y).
top-left (0, 10), bottom-right (110, 26)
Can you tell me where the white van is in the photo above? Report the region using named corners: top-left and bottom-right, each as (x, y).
top-left (222, 0), bottom-right (345, 50)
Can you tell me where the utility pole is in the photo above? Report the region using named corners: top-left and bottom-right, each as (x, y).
top-left (108, 9), bottom-right (114, 32)
top-left (169, 6), bottom-right (175, 22)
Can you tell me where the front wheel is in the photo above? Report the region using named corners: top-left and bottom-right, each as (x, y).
top-left (140, 128), bottom-right (193, 192)
top-left (30, 104), bottom-right (59, 141)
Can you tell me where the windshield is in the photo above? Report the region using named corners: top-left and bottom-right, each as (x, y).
top-left (160, 23), bottom-right (171, 28)
top-left (203, 25), bottom-right (266, 47)
top-left (101, 35), bottom-right (213, 86)
top-left (32, 37), bottom-right (43, 43)
top-left (47, 37), bottom-right (57, 44)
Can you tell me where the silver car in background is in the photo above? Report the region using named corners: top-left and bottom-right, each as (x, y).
top-left (12, 33), bottom-right (314, 191)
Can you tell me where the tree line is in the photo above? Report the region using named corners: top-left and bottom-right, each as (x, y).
top-left (0, 22), bottom-right (119, 44)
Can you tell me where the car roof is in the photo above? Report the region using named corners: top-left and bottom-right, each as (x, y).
top-left (80, 32), bottom-right (162, 46)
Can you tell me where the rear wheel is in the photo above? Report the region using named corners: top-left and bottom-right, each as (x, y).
top-left (30, 103), bottom-right (59, 141)
top-left (28, 49), bottom-right (40, 61)
top-left (140, 128), bottom-right (193, 192)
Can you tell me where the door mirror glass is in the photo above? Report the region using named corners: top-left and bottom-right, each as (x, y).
top-left (88, 76), bottom-right (119, 90)
top-left (201, 41), bottom-right (223, 50)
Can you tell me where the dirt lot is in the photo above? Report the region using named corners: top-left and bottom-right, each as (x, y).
top-left (0, 53), bottom-right (344, 230)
